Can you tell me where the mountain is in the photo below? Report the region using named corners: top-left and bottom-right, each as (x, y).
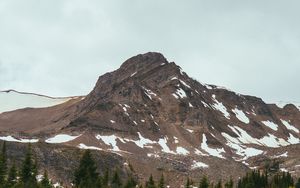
top-left (0, 52), bottom-right (299, 187)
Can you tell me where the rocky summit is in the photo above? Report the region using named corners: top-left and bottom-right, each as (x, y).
top-left (0, 52), bottom-right (300, 187)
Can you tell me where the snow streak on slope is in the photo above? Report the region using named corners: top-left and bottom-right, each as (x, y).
top-left (201, 134), bottom-right (225, 159)
top-left (0, 90), bottom-right (75, 113)
top-left (232, 108), bottom-right (249, 124)
top-left (281, 120), bottom-right (299, 133)
top-left (261, 121), bottom-right (278, 131)
top-left (221, 132), bottom-right (263, 160)
top-left (212, 95), bottom-right (230, 119)
top-left (226, 125), bottom-right (298, 148)
top-left (191, 161), bottom-right (209, 169)
top-left (0, 135), bottom-right (38, 143)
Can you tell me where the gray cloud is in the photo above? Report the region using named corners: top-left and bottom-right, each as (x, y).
top-left (0, 0), bottom-right (300, 102)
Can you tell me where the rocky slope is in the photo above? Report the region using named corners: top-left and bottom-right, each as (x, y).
top-left (0, 52), bottom-right (300, 187)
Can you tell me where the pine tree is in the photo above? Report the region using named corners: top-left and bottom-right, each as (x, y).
top-left (145, 174), bottom-right (156, 188)
top-left (74, 150), bottom-right (99, 188)
top-left (102, 168), bottom-right (109, 187)
top-left (224, 177), bottom-right (233, 188)
top-left (6, 162), bottom-right (17, 188)
top-left (20, 144), bottom-right (38, 188)
top-left (214, 179), bottom-right (222, 188)
top-left (124, 176), bottom-right (137, 188)
top-left (295, 178), bottom-right (300, 188)
top-left (185, 177), bottom-right (191, 188)
top-left (111, 169), bottom-right (122, 188)
top-left (158, 174), bottom-right (165, 188)
top-left (0, 142), bottom-right (7, 186)
top-left (40, 170), bottom-right (52, 188)
top-left (199, 176), bottom-right (209, 188)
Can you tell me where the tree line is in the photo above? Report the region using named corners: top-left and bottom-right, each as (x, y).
top-left (0, 142), bottom-right (299, 188)
top-left (0, 142), bottom-right (52, 188)
top-left (73, 150), bottom-right (300, 188)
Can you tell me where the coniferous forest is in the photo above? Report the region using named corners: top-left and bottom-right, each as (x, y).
top-left (0, 142), bottom-right (299, 188)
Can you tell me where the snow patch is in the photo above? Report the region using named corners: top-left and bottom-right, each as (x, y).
top-left (228, 125), bottom-right (261, 145)
top-left (127, 132), bottom-right (156, 148)
top-left (172, 88), bottom-right (187, 99)
top-left (191, 161), bottom-right (209, 169)
top-left (78, 143), bottom-right (102, 151)
top-left (232, 108), bottom-right (250, 124)
top-left (147, 153), bottom-right (160, 158)
top-left (222, 132), bottom-right (263, 160)
top-left (120, 104), bottom-right (130, 116)
top-left (262, 120), bottom-right (278, 131)
top-left (186, 129), bottom-right (194, 133)
top-left (0, 136), bottom-right (39, 143)
top-left (201, 134), bottom-right (225, 159)
top-left (194, 149), bottom-right (209, 156)
top-left (281, 119), bottom-right (299, 133)
top-left (173, 136), bottom-right (179, 144)
top-left (158, 137), bottom-right (175, 154)
top-left (287, 133), bottom-right (300, 144)
top-left (96, 135), bottom-right (123, 151)
top-left (142, 87), bottom-right (158, 100)
top-left (205, 85), bottom-right (213, 89)
top-left (258, 134), bottom-right (286, 148)
top-left (130, 71), bottom-right (137, 77)
top-left (201, 101), bottom-right (210, 108)
top-left (36, 174), bottom-right (43, 182)
top-left (176, 147), bottom-right (189, 155)
top-left (179, 79), bottom-right (191, 89)
top-left (179, 68), bottom-right (184, 75)
top-left (45, 134), bottom-right (79, 144)
top-left (280, 168), bottom-right (289, 172)
top-left (273, 152), bottom-right (288, 158)
top-left (212, 95), bottom-right (230, 119)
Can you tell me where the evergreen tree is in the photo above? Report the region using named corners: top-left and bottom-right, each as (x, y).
top-left (111, 169), bottom-right (122, 188)
top-left (74, 150), bottom-right (99, 188)
top-left (199, 176), bottom-right (209, 188)
top-left (295, 178), bottom-right (300, 188)
top-left (102, 168), bottom-right (109, 187)
top-left (20, 144), bottom-right (38, 188)
top-left (214, 179), bottom-right (222, 188)
top-left (6, 162), bottom-right (17, 188)
top-left (124, 176), bottom-right (137, 188)
top-left (145, 174), bottom-right (156, 188)
top-left (270, 171), bottom-right (294, 188)
top-left (185, 177), bottom-right (191, 188)
top-left (237, 179), bottom-right (242, 188)
top-left (0, 142), bottom-right (7, 186)
top-left (158, 174), bottom-right (165, 188)
top-left (40, 170), bottom-right (52, 188)
top-left (224, 177), bottom-right (233, 188)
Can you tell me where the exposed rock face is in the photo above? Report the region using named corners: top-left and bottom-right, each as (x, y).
top-left (0, 52), bottom-right (300, 186)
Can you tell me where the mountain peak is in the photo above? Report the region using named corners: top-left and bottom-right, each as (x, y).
top-left (120, 52), bottom-right (168, 71)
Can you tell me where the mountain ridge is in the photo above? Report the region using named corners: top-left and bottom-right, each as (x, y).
top-left (0, 52), bottom-right (299, 186)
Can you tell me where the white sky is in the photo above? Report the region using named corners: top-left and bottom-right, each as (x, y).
top-left (0, 0), bottom-right (300, 102)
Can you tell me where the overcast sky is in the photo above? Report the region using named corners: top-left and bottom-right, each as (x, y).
top-left (0, 0), bottom-right (300, 102)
